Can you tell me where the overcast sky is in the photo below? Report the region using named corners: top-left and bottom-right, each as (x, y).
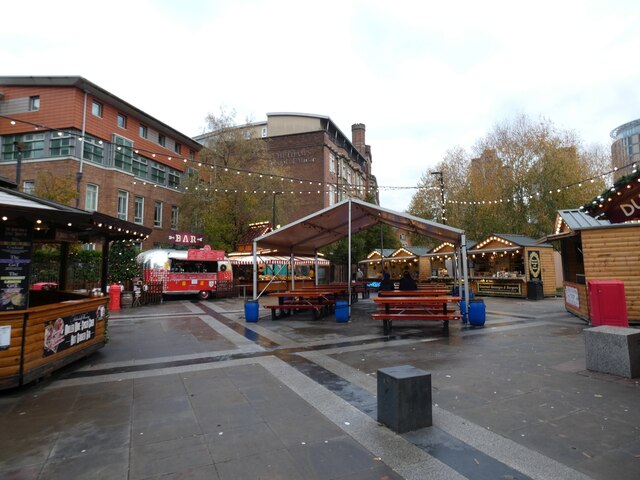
top-left (2, 0), bottom-right (639, 211)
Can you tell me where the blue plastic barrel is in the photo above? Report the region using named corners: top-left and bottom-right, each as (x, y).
top-left (469, 299), bottom-right (486, 327)
top-left (244, 300), bottom-right (259, 322)
top-left (335, 300), bottom-right (349, 322)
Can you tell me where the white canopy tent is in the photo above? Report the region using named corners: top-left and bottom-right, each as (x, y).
top-left (251, 198), bottom-right (470, 314)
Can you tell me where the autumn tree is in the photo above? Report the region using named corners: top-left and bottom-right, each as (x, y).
top-left (31, 171), bottom-right (77, 205)
top-left (179, 109), bottom-right (290, 252)
top-left (409, 114), bottom-right (608, 240)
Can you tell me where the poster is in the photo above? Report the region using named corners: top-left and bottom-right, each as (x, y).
top-left (0, 221), bottom-right (32, 311)
top-left (0, 325), bottom-right (10, 350)
top-left (43, 306), bottom-right (103, 357)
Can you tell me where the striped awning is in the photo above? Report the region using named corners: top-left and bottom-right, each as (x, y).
top-left (229, 255), bottom-right (329, 266)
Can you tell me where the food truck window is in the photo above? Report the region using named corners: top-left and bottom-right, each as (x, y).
top-left (170, 260), bottom-right (218, 273)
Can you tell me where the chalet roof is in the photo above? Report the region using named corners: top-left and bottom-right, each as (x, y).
top-left (237, 222), bottom-right (272, 247)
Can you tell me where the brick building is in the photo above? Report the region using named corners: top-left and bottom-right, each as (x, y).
top-left (194, 112), bottom-right (379, 224)
top-left (0, 76), bottom-right (203, 248)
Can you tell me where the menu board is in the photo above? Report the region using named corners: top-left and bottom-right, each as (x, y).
top-left (0, 221), bottom-right (32, 311)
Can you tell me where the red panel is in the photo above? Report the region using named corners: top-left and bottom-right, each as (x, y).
top-left (588, 280), bottom-right (628, 327)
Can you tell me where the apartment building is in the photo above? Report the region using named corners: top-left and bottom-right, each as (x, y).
top-left (0, 76), bottom-right (203, 248)
top-left (194, 112), bottom-right (379, 224)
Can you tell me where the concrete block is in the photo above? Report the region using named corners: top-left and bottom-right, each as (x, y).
top-left (377, 365), bottom-right (432, 433)
top-left (584, 325), bottom-right (640, 378)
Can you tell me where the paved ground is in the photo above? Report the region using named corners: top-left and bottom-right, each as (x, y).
top-left (1, 293), bottom-right (639, 479)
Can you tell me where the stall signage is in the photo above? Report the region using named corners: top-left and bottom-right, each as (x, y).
top-left (592, 180), bottom-right (640, 223)
top-left (43, 306), bottom-right (103, 356)
top-left (0, 221), bottom-right (32, 311)
top-left (0, 325), bottom-right (10, 351)
top-left (187, 245), bottom-right (225, 261)
top-left (565, 285), bottom-right (580, 308)
top-left (168, 232), bottom-right (204, 245)
top-left (477, 280), bottom-right (522, 296)
top-left (528, 250), bottom-right (541, 281)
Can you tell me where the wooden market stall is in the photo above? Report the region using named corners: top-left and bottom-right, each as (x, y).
top-left (419, 241), bottom-right (478, 286)
top-left (0, 185), bottom-right (150, 390)
top-left (545, 209), bottom-right (640, 323)
top-left (358, 248), bottom-right (395, 280)
top-left (229, 221), bottom-right (329, 296)
top-left (468, 234), bottom-right (556, 298)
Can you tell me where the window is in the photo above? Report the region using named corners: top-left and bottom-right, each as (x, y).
top-left (170, 205), bottom-right (179, 230)
top-left (50, 133), bottom-right (74, 156)
top-left (134, 196), bottom-right (144, 224)
top-left (174, 143), bottom-right (181, 154)
top-left (132, 153), bottom-right (148, 178)
top-left (158, 134), bottom-right (166, 147)
top-left (154, 201), bottom-right (163, 227)
top-left (329, 184), bottom-right (335, 206)
top-left (22, 180), bottom-right (35, 195)
top-left (91, 100), bottom-right (103, 117)
top-left (150, 162), bottom-right (166, 185)
top-left (113, 135), bottom-right (133, 172)
top-left (117, 190), bottom-right (129, 220)
top-left (261, 127), bottom-right (268, 138)
top-left (117, 113), bottom-right (127, 129)
top-left (85, 184), bottom-right (98, 211)
top-left (28, 96), bottom-right (40, 111)
top-left (83, 136), bottom-right (104, 164)
top-left (188, 150), bottom-right (195, 160)
top-left (168, 168), bottom-right (180, 188)
top-left (329, 153), bottom-right (335, 174)
top-left (1, 133), bottom-right (45, 160)
top-left (139, 124), bottom-right (148, 138)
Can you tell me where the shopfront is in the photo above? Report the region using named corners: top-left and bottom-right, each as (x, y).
top-left (468, 234), bottom-right (556, 298)
top-left (0, 185), bottom-right (150, 390)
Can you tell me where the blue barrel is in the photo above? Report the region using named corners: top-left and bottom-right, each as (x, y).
top-left (469, 299), bottom-right (486, 326)
top-left (244, 300), bottom-right (259, 322)
top-left (335, 300), bottom-right (349, 323)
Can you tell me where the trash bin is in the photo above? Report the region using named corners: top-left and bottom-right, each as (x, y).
top-left (527, 281), bottom-right (544, 300)
top-left (244, 300), bottom-right (259, 322)
top-left (469, 299), bottom-right (486, 327)
top-left (335, 300), bottom-right (349, 322)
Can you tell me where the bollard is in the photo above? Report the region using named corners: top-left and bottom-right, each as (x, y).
top-left (377, 365), bottom-right (432, 433)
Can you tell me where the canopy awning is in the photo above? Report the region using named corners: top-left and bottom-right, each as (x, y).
top-left (254, 198), bottom-right (465, 256)
top-left (229, 255), bottom-right (329, 266)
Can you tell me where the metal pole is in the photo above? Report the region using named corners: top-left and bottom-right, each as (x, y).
top-left (272, 192), bottom-right (282, 227)
top-left (430, 171), bottom-right (446, 225)
top-left (76, 91), bottom-right (88, 208)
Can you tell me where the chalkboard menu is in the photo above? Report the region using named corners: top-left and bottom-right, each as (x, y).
top-left (0, 220), bottom-right (32, 311)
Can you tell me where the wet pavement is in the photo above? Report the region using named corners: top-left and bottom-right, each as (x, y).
top-left (1, 293), bottom-right (639, 479)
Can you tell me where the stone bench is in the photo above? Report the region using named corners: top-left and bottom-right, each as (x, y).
top-left (584, 325), bottom-right (640, 378)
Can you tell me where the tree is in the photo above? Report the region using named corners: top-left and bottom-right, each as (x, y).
top-left (108, 241), bottom-right (140, 286)
top-left (179, 109), bottom-right (290, 252)
top-left (409, 114), bottom-right (608, 240)
top-left (32, 171), bottom-right (77, 205)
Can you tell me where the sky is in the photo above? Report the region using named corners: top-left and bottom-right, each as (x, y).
top-left (2, 0), bottom-right (640, 212)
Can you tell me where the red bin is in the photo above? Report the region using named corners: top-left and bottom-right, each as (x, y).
top-left (108, 284), bottom-right (122, 310)
top-left (588, 280), bottom-right (628, 327)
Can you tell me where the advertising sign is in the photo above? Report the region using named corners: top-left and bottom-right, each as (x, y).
top-left (528, 250), bottom-right (542, 282)
top-left (43, 305), bottom-right (104, 357)
top-left (168, 232), bottom-right (204, 245)
top-left (0, 221), bottom-right (32, 311)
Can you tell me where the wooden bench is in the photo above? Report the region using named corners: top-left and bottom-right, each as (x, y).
top-left (373, 295), bottom-right (461, 335)
top-left (372, 312), bottom-right (461, 334)
top-left (264, 299), bottom-right (335, 320)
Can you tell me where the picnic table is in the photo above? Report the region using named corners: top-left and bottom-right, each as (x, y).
top-left (378, 289), bottom-right (451, 297)
top-left (265, 289), bottom-right (340, 320)
top-left (372, 295), bottom-right (461, 335)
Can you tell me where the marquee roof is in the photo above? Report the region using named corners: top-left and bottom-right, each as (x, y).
top-left (254, 198), bottom-right (465, 256)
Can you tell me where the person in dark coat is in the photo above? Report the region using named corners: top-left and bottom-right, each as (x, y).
top-left (379, 272), bottom-right (395, 291)
top-left (399, 271), bottom-right (417, 291)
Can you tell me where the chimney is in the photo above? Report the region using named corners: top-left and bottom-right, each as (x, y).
top-left (351, 123), bottom-right (366, 153)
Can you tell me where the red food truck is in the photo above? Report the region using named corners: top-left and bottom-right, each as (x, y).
top-left (136, 245), bottom-right (233, 299)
